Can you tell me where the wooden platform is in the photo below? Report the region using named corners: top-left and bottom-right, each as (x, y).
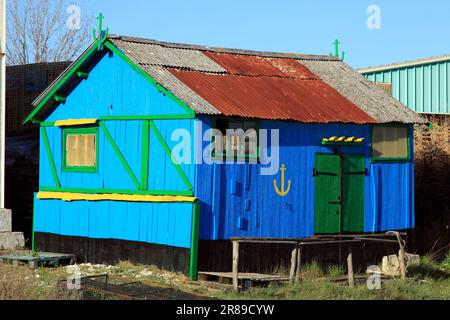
top-left (199, 271), bottom-right (289, 288)
top-left (0, 252), bottom-right (76, 268)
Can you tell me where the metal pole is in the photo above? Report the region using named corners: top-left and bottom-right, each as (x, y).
top-left (0, 0), bottom-right (6, 209)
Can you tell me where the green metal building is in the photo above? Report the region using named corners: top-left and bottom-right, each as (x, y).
top-left (359, 55), bottom-right (450, 114)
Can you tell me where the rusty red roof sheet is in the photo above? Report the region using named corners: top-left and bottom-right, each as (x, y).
top-left (168, 52), bottom-right (377, 123)
top-left (203, 51), bottom-right (317, 79)
top-left (169, 68), bottom-right (377, 123)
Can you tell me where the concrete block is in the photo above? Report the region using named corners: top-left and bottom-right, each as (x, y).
top-left (0, 209), bottom-right (12, 232)
top-left (381, 255), bottom-right (400, 276)
top-left (0, 232), bottom-right (25, 250)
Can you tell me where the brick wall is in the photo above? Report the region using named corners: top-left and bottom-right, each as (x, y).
top-left (412, 114), bottom-right (450, 255)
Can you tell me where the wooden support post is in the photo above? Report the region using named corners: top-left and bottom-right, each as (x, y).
top-left (289, 245), bottom-right (298, 283)
top-left (232, 240), bottom-right (239, 292)
top-left (347, 245), bottom-right (354, 288)
top-left (398, 248), bottom-right (406, 281)
top-left (295, 246), bottom-right (302, 282)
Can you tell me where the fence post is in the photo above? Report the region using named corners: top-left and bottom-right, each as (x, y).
top-left (347, 245), bottom-right (354, 288)
top-left (289, 245), bottom-right (298, 283)
top-left (232, 240), bottom-right (239, 292)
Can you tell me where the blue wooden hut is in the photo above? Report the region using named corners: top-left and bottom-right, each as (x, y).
top-left (25, 35), bottom-right (425, 279)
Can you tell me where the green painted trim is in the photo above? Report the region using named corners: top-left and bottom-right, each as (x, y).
top-left (100, 114), bottom-right (195, 120)
top-left (370, 124), bottom-right (411, 163)
top-left (104, 41), bottom-right (195, 117)
top-left (40, 121), bottom-right (56, 127)
top-left (140, 120), bottom-right (150, 190)
top-left (53, 95), bottom-right (66, 103)
top-left (32, 195), bottom-right (36, 254)
top-left (149, 120), bottom-right (193, 191)
top-left (39, 186), bottom-right (194, 197)
top-left (189, 200), bottom-right (200, 281)
top-left (41, 127), bottom-right (61, 188)
top-left (76, 71), bottom-right (89, 79)
top-left (24, 44), bottom-right (98, 124)
top-left (99, 121), bottom-right (141, 189)
top-left (62, 127), bottom-right (99, 173)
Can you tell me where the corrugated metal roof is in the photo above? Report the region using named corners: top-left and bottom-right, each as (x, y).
top-left (111, 38), bottom-right (226, 73)
top-left (29, 34), bottom-right (425, 124)
top-left (358, 54), bottom-right (450, 74)
top-left (203, 51), bottom-right (317, 79)
top-left (110, 35), bottom-right (339, 61)
top-left (301, 59), bottom-right (425, 123)
top-left (169, 67), bottom-right (377, 123)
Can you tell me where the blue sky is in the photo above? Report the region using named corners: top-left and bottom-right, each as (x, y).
top-left (83, 0), bottom-right (450, 68)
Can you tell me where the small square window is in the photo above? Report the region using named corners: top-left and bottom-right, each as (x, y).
top-left (212, 118), bottom-right (259, 161)
top-left (63, 127), bottom-right (98, 172)
top-left (371, 125), bottom-right (409, 161)
top-left (375, 82), bottom-right (392, 96)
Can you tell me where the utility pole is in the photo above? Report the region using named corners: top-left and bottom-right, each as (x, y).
top-left (0, 0), bottom-right (5, 209)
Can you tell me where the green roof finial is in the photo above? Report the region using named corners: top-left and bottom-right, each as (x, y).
top-left (93, 13), bottom-right (109, 50)
top-left (331, 39), bottom-right (345, 61)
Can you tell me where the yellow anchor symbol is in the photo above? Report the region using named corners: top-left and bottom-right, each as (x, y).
top-left (273, 164), bottom-right (292, 197)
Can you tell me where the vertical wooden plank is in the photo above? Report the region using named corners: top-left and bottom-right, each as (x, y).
top-left (347, 245), bottom-right (354, 288)
top-left (295, 246), bottom-right (302, 282)
top-left (399, 248), bottom-right (406, 281)
top-left (289, 245), bottom-right (297, 283)
top-left (232, 240), bottom-right (239, 292)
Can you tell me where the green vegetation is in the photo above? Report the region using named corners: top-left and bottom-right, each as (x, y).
top-left (216, 255), bottom-right (450, 300)
top-left (0, 253), bottom-right (449, 300)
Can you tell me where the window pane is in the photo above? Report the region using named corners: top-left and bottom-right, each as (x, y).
top-left (213, 119), bottom-right (259, 158)
top-left (66, 133), bottom-right (96, 167)
top-left (372, 126), bottom-right (408, 159)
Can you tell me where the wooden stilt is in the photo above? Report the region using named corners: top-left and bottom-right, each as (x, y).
top-left (347, 245), bottom-right (354, 288)
top-left (289, 245), bottom-right (298, 283)
top-left (398, 248), bottom-right (406, 281)
top-left (232, 240), bottom-right (239, 292)
top-left (295, 246), bottom-right (302, 282)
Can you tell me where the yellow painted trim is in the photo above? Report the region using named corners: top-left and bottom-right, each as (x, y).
top-left (54, 119), bottom-right (98, 127)
top-left (37, 191), bottom-right (196, 203)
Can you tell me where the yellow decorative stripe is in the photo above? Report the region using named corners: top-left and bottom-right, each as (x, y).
top-left (322, 136), bottom-right (365, 144)
top-left (37, 191), bottom-right (196, 203)
top-left (54, 119), bottom-right (98, 127)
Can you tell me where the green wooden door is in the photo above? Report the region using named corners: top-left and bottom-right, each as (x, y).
top-left (314, 153), bottom-right (365, 234)
top-left (314, 154), bottom-right (342, 234)
top-left (342, 155), bottom-right (365, 232)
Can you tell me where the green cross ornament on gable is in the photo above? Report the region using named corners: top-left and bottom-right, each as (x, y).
top-left (330, 39), bottom-right (345, 61)
top-left (93, 13), bottom-right (109, 50)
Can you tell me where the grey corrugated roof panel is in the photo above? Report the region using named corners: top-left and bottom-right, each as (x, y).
top-left (300, 59), bottom-right (426, 124)
top-left (110, 38), bottom-right (227, 73)
top-left (109, 35), bottom-right (339, 61)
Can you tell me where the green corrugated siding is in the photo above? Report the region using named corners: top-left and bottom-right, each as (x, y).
top-left (363, 60), bottom-right (450, 114)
